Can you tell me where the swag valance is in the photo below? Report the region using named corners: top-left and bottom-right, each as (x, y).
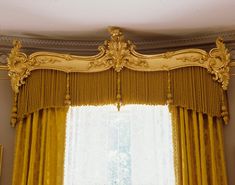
top-left (7, 27), bottom-right (230, 127)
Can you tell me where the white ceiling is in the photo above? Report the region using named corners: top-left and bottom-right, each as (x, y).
top-left (0, 0), bottom-right (235, 39)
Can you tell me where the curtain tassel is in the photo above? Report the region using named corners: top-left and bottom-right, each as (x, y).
top-left (64, 73), bottom-right (71, 106)
top-left (221, 89), bottom-right (229, 124)
top-left (11, 92), bottom-right (18, 127)
top-left (116, 72), bottom-right (121, 111)
top-left (221, 105), bottom-right (229, 124)
top-left (167, 71), bottom-right (173, 111)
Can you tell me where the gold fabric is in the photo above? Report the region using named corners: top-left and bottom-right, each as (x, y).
top-left (11, 65), bottom-right (229, 185)
top-left (17, 67), bottom-right (225, 119)
top-left (172, 106), bottom-right (228, 185)
top-left (12, 107), bottom-right (68, 185)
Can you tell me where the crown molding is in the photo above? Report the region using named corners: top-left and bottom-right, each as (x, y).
top-left (1, 30), bottom-right (235, 50)
top-left (1, 30), bottom-right (235, 64)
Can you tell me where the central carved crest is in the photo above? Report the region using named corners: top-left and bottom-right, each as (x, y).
top-left (104, 27), bottom-right (133, 72)
top-left (89, 27), bottom-right (148, 72)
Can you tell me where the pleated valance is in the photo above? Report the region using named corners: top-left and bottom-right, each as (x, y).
top-left (15, 67), bottom-right (226, 120)
top-left (6, 27), bottom-right (230, 127)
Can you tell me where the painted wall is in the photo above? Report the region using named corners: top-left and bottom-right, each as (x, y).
top-left (0, 69), bottom-right (235, 185)
top-left (0, 71), bottom-right (14, 185)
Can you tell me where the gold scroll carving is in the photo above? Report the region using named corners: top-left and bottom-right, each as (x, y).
top-left (7, 27), bottom-right (230, 94)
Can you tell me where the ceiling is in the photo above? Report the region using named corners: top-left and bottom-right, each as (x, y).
top-left (0, 0), bottom-right (235, 40)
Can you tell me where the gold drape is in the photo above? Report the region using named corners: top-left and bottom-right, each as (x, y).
top-left (171, 106), bottom-right (228, 185)
top-left (11, 65), bottom-right (228, 185)
top-left (12, 107), bottom-right (68, 185)
top-left (17, 67), bottom-right (225, 120)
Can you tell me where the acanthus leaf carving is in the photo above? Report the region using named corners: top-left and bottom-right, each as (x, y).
top-left (8, 40), bottom-right (29, 93)
top-left (174, 37), bottom-right (230, 90)
top-left (7, 40), bottom-right (73, 93)
top-left (176, 55), bottom-right (208, 64)
top-left (207, 37), bottom-right (230, 90)
top-left (88, 27), bottom-right (148, 72)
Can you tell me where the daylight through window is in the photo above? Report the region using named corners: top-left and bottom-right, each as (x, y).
top-left (64, 105), bottom-right (175, 185)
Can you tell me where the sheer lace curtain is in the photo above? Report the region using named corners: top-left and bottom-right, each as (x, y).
top-left (64, 105), bottom-right (175, 185)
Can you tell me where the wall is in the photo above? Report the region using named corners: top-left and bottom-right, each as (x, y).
top-left (0, 71), bottom-right (14, 185)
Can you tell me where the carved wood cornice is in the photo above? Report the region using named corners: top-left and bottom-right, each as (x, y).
top-left (6, 27), bottom-right (231, 94)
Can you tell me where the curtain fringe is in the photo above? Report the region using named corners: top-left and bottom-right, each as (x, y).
top-left (14, 67), bottom-right (228, 124)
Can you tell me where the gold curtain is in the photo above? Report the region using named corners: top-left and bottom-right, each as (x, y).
top-left (171, 106), bottom-right (228, 185)
top-left (11, 66), bottom-right (229, 185)
top-left (12, 107), bottom-right (68, 185)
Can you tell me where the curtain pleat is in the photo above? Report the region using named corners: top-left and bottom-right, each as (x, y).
top-left (172, 106), bottom-right (228, 185)
top-left (17, 67), bottom-right (225, 120)
top-left (12, 108), bottom-right (68, 185)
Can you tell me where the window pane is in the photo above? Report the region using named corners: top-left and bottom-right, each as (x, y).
top-left (64, 105), bottom-right (175, 185)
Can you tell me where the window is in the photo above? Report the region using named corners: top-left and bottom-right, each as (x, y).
top-left (64, 105), bottom-right (175, 185)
